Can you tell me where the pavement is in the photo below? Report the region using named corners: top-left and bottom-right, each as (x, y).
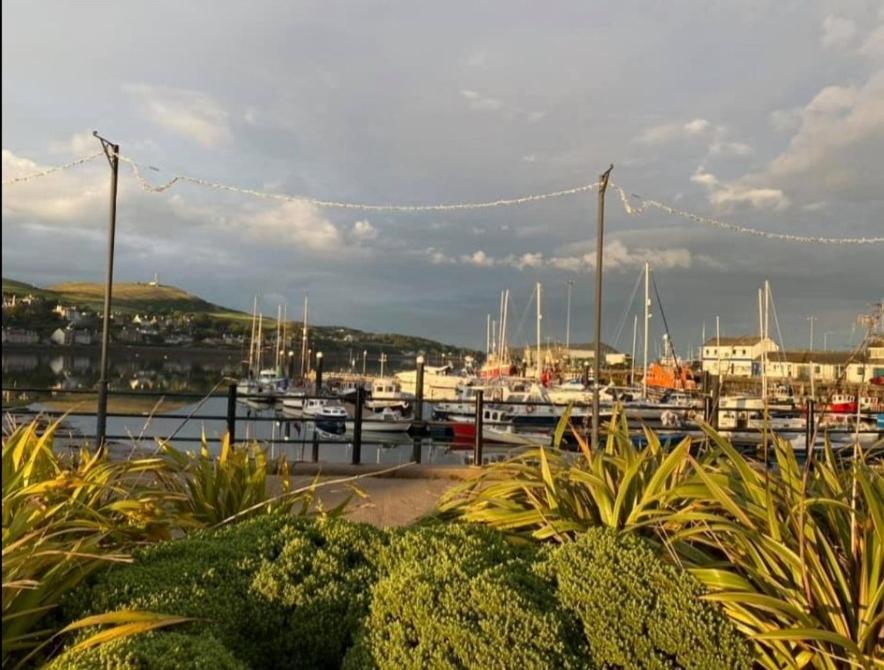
top-left (275, 466), bottom-right (473, 527)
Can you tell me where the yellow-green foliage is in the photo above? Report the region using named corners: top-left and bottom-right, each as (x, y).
top-left (548, 528), bottom-right (753, 670)
top-left (156, 434), bottom-right (302, 526)
top-left (2, 420), bottom-right (177, 667)
top-left (345, 523), bottom-right (593, 670)
top-left (46, 631), bottom-right (247, 670)
top-left (59, 516), bottom-right (386, 669)
top-left (2, 420), bottom-right (323, 668)
top-left (440, 408), bottom-right (884, 670)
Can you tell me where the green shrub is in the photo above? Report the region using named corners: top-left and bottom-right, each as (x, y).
top-left (59, 515), bottom-right (386, 669)
top-left (345, 523), bottom-right (592, 670)
top-left (46, 631), bottom-right (246, 670)
top-left (548, 528), bottom-right (752, 670)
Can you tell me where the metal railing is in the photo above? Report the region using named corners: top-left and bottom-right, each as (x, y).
top-left (3, 384), bottom-right (881, 466)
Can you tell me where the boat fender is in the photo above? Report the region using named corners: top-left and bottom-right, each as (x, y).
top-left (526, 404), bottom-right (535, 414)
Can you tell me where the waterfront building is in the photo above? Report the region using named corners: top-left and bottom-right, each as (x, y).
top-left (702, 336), bottom-right (779, 377)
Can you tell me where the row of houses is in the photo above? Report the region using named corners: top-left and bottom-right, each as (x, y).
top-left (701, 336), bottom-right (884, 384)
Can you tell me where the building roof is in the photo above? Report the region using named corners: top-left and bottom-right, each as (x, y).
top-left (703, 336), bottom-right (769, 346)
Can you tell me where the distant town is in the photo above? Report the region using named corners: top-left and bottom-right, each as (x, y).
top-left (0, 277), bottom-right (479, 364)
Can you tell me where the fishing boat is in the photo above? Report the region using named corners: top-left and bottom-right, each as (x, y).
top-left (449, 407), bottom-right (550, 446)
top-left (302, 398), bottom-right (348, 434)
top-left (366, 378), bottom-right (412, 413)
top-left (346, 406), bottom-right (412, 433)
top-left (396, 364), bottom-right (468, 400)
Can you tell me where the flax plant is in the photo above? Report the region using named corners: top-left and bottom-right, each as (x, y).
top-left (156, 432), bottom-right (306, 526)
top-left (2, 419), bottom-right (184, 668)
top-left (441, 404), bottom-right (884, 669)
top-left (439, 406), bottom-right (698, 540)
top-left (670, 428), bottom-right (884, 669)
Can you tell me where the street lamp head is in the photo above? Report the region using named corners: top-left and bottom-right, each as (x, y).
top-left (316, 351), bottom-right (323, 360)
top-left (416, 355), bottom-right (425, 365)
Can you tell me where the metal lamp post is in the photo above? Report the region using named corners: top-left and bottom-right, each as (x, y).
top-left (92, 131), bottom-right (119, 449)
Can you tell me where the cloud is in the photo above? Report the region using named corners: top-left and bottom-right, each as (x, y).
top-left (821, 15), bottom-right (857, 49)
top-left (691, 166), bottom-right (789, 210)
top-left (239, 201), bottom-right (341, 251)
top-left (48, 131), bottom-right (100, 156)
top-left (708, 140), bottom-right (753, 157)
top-left (460, 249), bottom-right (497, 267)
top-left (351, 219), bottom-right (378, 241)
top-left (2, 148), bottom-right (108, 222)
top-left (429, 240), bottom-right (695, 273)
top-left (124, 83), bottom-right (233, 148)
top-left (460, 89), bottom-right (503, 112)
top-left (634, 118), bottom-right (710, 144)
top-left (860, 24), bottom-right (884, 61)
top-left (459, 89), bottom-right (544, 120)
top-left (761, 72), bottom-right (884, 201)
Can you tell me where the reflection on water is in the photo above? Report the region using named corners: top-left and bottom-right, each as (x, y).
top-left (2, 348), bottom-right (398, 394)
top-left (2, 348), bottom-right (487, 465)
top-left (3, 348), bottom-right (242, 394)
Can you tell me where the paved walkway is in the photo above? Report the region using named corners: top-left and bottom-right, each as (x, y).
top-left (290, 475), bottom-right (456, 527)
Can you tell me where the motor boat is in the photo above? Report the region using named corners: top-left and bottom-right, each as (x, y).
top-left (302, 398), bottom-right (349, 433)
top-left (347, 406), bottom-right (412, 433)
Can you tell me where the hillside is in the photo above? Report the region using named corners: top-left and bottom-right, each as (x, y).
top-left (2, 277), bottom-right (479, 358)
top-left (46, 282), bottom-right (229, 315)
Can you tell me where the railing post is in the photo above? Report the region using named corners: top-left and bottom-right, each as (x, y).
top-left (315, 352), bottom-right (324, 394)
top-left (414, 355), bottom-right (425, 433)
top-left (703, 395), bottom-right (713, 424)
top-left (352, 386), bottom-right (364, 465)
top-left (711, 376), bottom-right (720, 430)
top-left (473, 389), bottom-right (484, 466)
top-left (226, 383), bottom-right (237, 442)
top-left (312, 432), bottom-right (320, 462)
top-left (96, 380), bottom-right (109, 448)
top-left (805, 399), bottom-right (815, 453)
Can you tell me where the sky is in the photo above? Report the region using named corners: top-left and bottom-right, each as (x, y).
top-left (2, 0), bottom-right (882, 353)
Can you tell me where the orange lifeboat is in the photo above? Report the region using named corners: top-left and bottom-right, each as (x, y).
top-left (644, 362), bottom-right (697, 391)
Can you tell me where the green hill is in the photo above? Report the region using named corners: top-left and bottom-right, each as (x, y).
top-left (2, 277), bottom-right (480, 358)
top-left (46, 281), bottom-right (228, 315)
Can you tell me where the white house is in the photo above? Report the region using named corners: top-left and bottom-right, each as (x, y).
top-left (702, 336), bottom-right (779, 377)
top-left (50, 327), bottom-right (93, 346)
top-left (1, 327), bottom-right (40, 344)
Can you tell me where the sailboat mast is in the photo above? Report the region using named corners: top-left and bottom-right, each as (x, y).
top-left (763, 280), bottom-right (770, 400)
top-left (536, 282), bottom-right (542, 380)
top-left (281, 304), bottom-right (287, 376)
top-left (497, 291), bottom-right (505, 364)
top-left (299, 294), bottom-right (309, 379)
top-left (502, 290), bottom-right (509, 365)
top-left (631, 314), bottom-right (638, 387)
top-left (275, 305), bottom-right (282, 373)
top-left (257, 313), bottom-right (264, 372)
top-left (486, 314), bottom-right (491, 357)
top-left (758, 288), bottom-right (765, 400)
top-left (248, 296), bottom-right (257, 376)
top-left (565, 280), bottom-right (574, 351)
top-left (642, 262), bottom-right (651, 399)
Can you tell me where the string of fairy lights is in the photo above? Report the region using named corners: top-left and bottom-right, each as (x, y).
top-left (3, 149), bottom-right (883, 245)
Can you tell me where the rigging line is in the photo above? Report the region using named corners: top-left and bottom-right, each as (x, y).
top-left (651, 273), bottom-right (681, 367)
top-left (1, 151), bottom-right (104, 185)
top-left (612, 184), bottom-right (884, 245)
top-left (118, 153), bottom-right (601, 211)
top-left (609, 267), bottom-right (644, 350)
top-left (512, 286), bottom-right (536, 347)
top-left (767, 286), bottom-right (788, 365)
